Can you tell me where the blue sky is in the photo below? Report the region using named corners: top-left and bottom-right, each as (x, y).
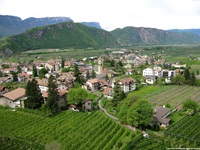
top-left (1, 0), bottom-right (200, 31)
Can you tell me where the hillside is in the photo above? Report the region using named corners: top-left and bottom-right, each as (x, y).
top-left (111, 26), bottom-right (200, 46)
top-left (0, 108), bottom-right (173, 150)
top-left (0, 22), bottom-right (119, 53)
top-left (81, 22), bottom-right (102, 29)
top-left (0, 15), bottom-right (73, 38)
top-left (168, 29), bottom-right (200, 37)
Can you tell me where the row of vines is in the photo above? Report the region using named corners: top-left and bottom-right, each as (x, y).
top-left (144, 85), bottom-right (200, 107)
top-left (0, 108), bottom-right (177, 149)
top-left (165, 113), bottom-right (200, 147)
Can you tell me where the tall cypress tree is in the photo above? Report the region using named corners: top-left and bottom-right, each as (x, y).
top-left (46, 75), bottom-right (59, 113)
top-left (112, 81), bottom-right (126, 106)
top-left (32, 65), bottom-right (37, 77)
top-left (191, 72), bottom-right (196, 86)
top-left (25, 79), bottom-right (44, 109)
top-left (91, 69), bottom-right (96, 79)
top-left (74, 64), bottom-right (81, 83)
top-left (86, 70), bottom-right (90, 80)
top-left (184, 68), bottom-right (191, 80)
top-left (61, 57), bottom-right (65, 69)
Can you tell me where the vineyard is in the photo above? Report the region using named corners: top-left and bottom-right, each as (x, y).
top-left (165, 113), bottom-right (200, 147)
top-left (0, 108), bottom-right (172, 150)
top-left (142, 85), bottom-right (200, 107)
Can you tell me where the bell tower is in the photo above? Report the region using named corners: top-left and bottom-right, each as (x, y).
top-left (98, 58), bottom-right (103, 74)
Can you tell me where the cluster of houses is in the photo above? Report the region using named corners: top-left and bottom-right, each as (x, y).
top-left (0, 49), bottom-right (180, 127)
top-left (0, 56), bottom-right (137, 111)
top-left (142, 63), bottom-right (186, 84)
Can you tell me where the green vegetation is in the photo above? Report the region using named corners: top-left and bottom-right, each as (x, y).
top-left (111, 27), bottom-right (200, 46)
top-left (125, 85), bottom-right (200, 108)
top-left (25, 79), bottom-right (43, 109)
top-left (0, 22), bottom-right (119, 53)
top-left (126, 99), bottom-right (153, 129)
top-left (165, 114), bottom-right (200, 147)
top-left (0, 108), bottom-right (176, 150)
top-left (67, 88), bottom-right (88, 105)
top-left (45, 75), bottom-right (60, 114)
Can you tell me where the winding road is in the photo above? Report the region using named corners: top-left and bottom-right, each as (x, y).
top-left (98, 95), bottom-right (136, 132)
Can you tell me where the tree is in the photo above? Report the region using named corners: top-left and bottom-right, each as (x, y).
top-left (112, 82), bottom-right (126, 106)
top-left (110, 60), bottom-right (115, 67)
top-left (118, 102), bottom-right (129, 124)
top-left (196, 70), bottom-right (199, 75)
top-left (17, 65), bottom-right (22, 73)
top-left (61, 57), bottom-right (65, 69)
top-left (105, 74), bottom-right (109, 81)
top-left (25, 79), bottom-right (44, 109)
top-left (39, 68), bottom-right (48, 79)
top-left (73, 64), bottom-right (81, 83)
top-left (118, 61), bottom-right (123, 67)
top-left (191, 72), bottom-right (196, 86)
top-left (127, 99), bottom-right (153, 129)
top-left (91, 69), bottom-right (96, 78)
top-left (68, 88), bottom-right (88, 105)
top-left (171, 75), bottom-right (185, 85)
top-left (0, 71), bottom-right (3, 77)
top-left (86, 70), bottom-right (90, 80)
top-left (46, 75), bottom-right (59, 113)
top-left (183, 99), bottom-right (198, 113)
top-left (32, 65), bottom-right (37, 77)
top-left (184, 68), bottom-right (191, 84)
top-left (61, 67), bottom-right (70, 72)
top-left (12, 72), bottom-right (18, 82)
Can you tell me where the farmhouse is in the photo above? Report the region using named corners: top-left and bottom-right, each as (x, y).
top-left (84, 79), bottom-right (100, 92)
top-left (119, 77), bottom-right (137, 93)
top-left (103, 87), bottom-right (113, 99)
top-left (42, 89), bottom-right (68, 109)
top-left (0, 88), bottom-right (26, 108)
top-left (153, 106), bottom-right (170, 127)
top-left (81, 98), bottom-right (93, 112)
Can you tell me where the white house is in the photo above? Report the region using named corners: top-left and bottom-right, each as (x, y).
top-left (143, 68), bottom-right (154, 76)
top-left (0, 88), bottom-right (26, 108)
top-left (145, 75), bottom-right (156, 85)
top-left (123, 64), bottom-right (132, 69)
top-left (119, 77), bottom-right (137, 93)
top-left (84, 79), bottom-right (99, 92)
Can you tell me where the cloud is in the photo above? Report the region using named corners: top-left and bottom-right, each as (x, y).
top-left (1, 0), bottom-right (200, 30)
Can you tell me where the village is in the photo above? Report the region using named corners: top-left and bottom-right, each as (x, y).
top-left (0, 49), bottom-right (191, 128)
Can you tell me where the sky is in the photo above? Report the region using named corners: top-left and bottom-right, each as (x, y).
top-left (1, 0), bottom-right (200, 31)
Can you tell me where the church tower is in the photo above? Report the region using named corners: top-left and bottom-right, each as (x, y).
top-left (98, 58), bottom-right (103, 74)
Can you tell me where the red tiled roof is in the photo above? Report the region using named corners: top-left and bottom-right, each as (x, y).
top-left (103, 87), bottom-right (112, 95)
top-left (87, 79), bottom-right (99, 84)
top-left (3, 88), bottom-right (25, 101)
top-left (120, 77), bottom-right (136, 84)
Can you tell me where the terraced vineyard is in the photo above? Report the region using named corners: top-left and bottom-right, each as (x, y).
top-left (165, 114), bottom-right (200, 147)
top-left (143, 85), bottom-right (200, 107)
top-left (0, 108), bottom-right (171, 150)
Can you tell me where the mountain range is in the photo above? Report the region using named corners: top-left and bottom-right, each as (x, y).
top-left (1, 15), bottom-right (200, 54)
top-left (111, 27), bottom-right (200, 46)
top-left (0, 15), bottom-right (102, 38)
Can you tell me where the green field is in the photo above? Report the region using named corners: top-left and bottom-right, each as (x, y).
top-left (127, 85), bottom-right (200, 108)
top-left (0, 108), bottom-right (174, 150)
top-left (1, 48), bottom-right (117, 62)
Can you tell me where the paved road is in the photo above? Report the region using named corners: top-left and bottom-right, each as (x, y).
top-left (98, 95), bottom-right (119, 121)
